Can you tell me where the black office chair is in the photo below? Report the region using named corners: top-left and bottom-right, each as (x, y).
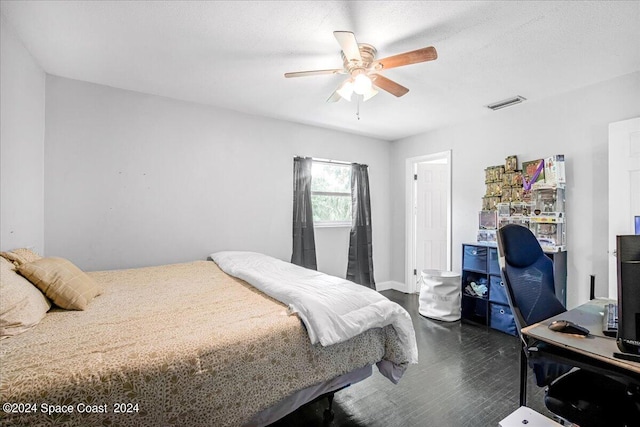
top-left (497, 224), bottom-right (637, 427)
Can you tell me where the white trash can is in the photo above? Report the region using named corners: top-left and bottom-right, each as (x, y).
top-left (419, 269), bottom-right (461, 322)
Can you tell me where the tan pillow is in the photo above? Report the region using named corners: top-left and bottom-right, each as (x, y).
top-left (1, 247), bottom-right (43, 266)
top-left (0, 257), bottom-right (51, 339)
top-left (17, 257), bottom-right (101, 310)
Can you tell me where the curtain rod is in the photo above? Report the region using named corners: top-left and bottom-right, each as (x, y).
top-left (310, 157), bottom-right (352, 166)
top-left (294, 156), bottom-right (367, 167)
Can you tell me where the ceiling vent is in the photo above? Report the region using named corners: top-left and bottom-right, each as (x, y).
top-left (486, 95), bottom-right (526, 111)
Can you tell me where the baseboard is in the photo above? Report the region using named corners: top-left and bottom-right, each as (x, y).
top-left (376, 280), bottom-right (410, 293)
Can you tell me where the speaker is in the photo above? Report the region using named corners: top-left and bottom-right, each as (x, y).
top-left (616, 235), bottom-right (640, 355)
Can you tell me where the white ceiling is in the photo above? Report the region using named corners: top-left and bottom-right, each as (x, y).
top-left (2, 1), bottom-right (639, 141)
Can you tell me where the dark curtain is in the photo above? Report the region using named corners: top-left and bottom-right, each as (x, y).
top-left (346, 163), bottom-right (375, 288)
top-left (291, 157), bottom-right (317, 270)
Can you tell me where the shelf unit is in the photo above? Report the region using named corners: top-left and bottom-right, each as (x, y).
top-left (461, 242), bottom-right (567, 336)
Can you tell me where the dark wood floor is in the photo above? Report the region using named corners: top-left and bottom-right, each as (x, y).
top-left (271, 290), bottom-right (552, 427)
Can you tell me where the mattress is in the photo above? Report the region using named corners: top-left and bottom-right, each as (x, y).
top-left (0, 261), bottom-right (402, 426)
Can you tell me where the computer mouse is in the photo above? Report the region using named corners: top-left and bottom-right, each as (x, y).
top-left (548, 320), bottom-right (590, 336)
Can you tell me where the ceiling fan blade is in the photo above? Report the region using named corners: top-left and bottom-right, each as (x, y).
top-left (284, 69), bottom-right (344, 78)
top-left (371, 74), bottom-right (409, 97)
top-left (376, 46), bottom-right (437, 70)
top-left (326, 90), bottom-right (342, 103)
top-left (334, 31), bottom-right (362, 62)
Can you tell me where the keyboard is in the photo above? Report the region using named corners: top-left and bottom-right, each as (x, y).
top-left (602, 303), bottom-right (618, 337)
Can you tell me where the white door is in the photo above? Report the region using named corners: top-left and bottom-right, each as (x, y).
top-left (415, 162), bottom-right (449, 276)
top-left (608, 117), bottom-right (640, 298)
top-left (406, 151), bottom-right (451, 293)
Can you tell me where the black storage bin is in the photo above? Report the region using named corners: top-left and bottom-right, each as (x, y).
top-left (490, 303), bottom-right (517, 336)
top-left (463, 246), bottom-right (487, 272)
top-left (489, 275), bottom-right (509, 305)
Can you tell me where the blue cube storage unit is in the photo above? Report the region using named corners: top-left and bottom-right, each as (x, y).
top-left (489, 275), bottom-right (509, 305)
top-left (463, 245), bottom-right (487, 272)
top-left (461, 243), bottom-right (567, 336)
top-left (490, 303), bottom-right (517, 336)
top-left (488, 247), bottom-right (501, 276)
top-left (461, 243), bottom-right (516, 336)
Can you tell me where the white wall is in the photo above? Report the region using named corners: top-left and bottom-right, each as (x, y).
top-left (390, 71), bottom-right (640, 309)
top-left (0, 16), bottom-right (46, 254)
top-left (44, 76), bottom-right (392, 283)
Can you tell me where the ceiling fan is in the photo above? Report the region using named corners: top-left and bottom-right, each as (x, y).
top-left (284, 31), bottom-right (437, 103)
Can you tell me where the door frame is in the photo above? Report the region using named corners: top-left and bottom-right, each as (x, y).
top-left (405, 150), bottom-right (452, 293)
top-left (608, 117), bottom-right (640, 298)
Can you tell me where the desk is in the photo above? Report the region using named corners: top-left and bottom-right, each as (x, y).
top-left (519, 298), bottom-right (640, 406)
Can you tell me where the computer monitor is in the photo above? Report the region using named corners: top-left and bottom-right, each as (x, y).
top-left (616, 235), bottom-right (640, 355)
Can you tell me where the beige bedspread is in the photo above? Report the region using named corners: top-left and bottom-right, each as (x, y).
top-left (0, 261), bottom-right (406, 426)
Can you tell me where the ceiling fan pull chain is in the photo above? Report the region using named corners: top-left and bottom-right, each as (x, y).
top-left (356, 95), bottom-right (361, 120)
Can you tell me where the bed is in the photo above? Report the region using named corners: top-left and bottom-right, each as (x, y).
top-left (0, 250), bottom-right (417, 426)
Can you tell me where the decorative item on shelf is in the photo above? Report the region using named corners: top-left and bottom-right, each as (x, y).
top-left (497, 203), bottom-right (511, 217)
top-left (479, 211), bottom-right (498, 229)
top-left (482, 197), bottom-right (491, 211)
top-left (522, 159), bottom-right (545, 191)
top-left (507, 174), bottom-right (522, 188)
top-left (530, 212), bottom-right (564, 222)
top-left (505, 155), bottom-right (518, 172)
top-left (544, 155), bottom-right (566, 186)
top-left (485, 165), bottom-right (505, 183)
top-left (531, 184), bottom-right (565, 215)
top-left (530, 220), bottom-right (566, 252)
top-left (511, 171), bottom-right (523, 187)
top-left (489, 197), bottom-right (501, 210)
top-left (511, 202), bottom-right (526, 216)
top-left (524, 201), bottom-right (535, 216)
top-left (482, 197), bottom-right (490, 211)
top-left (477, 229), bottom-right (497, 243)
top-left (484, 168), bottom-right (493, 183)
top-left (503, 171), bottom-right (514, 187)
top-left (485, 182), bottom-right (502, 197)
top-left (510, 187), bottom-right (524, 202)
top-left (498, 216), bottom-right (530, 229)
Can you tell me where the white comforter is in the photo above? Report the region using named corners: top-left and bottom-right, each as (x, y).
top-left (211, 251), bottom-right (418, 365)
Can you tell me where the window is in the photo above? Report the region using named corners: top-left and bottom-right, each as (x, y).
top-left (311, 161), bottom-right (351, 226)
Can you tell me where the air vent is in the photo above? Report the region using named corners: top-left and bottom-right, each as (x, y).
top-left (486, 95), bottom-right (526, 111)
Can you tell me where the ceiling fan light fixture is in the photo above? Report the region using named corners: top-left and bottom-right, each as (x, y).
top-left (336, 80), bottom-right (354, 101)
top-left (362, 86), bottom-right (378, 102)
top-left (353, 72), bottom-right (372, 95)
